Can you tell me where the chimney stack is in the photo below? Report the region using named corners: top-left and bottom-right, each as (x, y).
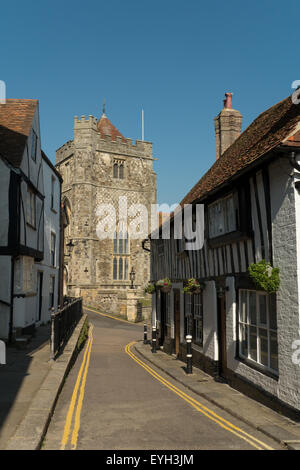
top-left (214, 92), bottom-right (242, 160)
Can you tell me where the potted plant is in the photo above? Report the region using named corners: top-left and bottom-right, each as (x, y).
top-left (144, 283), bottom-right (156, 295)
top-left (182, 278), bottom-right (205, 295)
top-left (248, 260), bottom-right (280, 293)
top-left (156, 278), bottom-right (172, 293)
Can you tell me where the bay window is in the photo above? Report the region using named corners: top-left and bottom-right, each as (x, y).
top-left (238, 289), bottom-right (278, 373)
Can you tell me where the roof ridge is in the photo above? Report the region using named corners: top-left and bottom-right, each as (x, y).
top-left (180, 93), bottom-right (298, 206)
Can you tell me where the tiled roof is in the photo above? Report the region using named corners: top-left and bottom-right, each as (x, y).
top-left (97, 113), bottom-right (126, 142)
top-left (0, 99), bottom-right (38, 167)
top-left (181, 94), bottom-right (300, 205)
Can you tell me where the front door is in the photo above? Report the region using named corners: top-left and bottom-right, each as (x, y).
top-left (218, 294), bottom-right (227, 376)
top-left (174, 289), bottom-right (181, 356)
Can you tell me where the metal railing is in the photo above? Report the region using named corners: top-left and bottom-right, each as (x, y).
top-left (50, 297), bottom-right (83, 360)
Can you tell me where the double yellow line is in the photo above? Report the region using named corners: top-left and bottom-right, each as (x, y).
top-left (125, 341), bottom-right (274, 451)
top-left (60, 323), bottom-right (94, 450)
top-left (84, 306), bottom-right (132, 324)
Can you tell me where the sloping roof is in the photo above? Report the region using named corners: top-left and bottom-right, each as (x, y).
top-left (97, 112), bottom-right (126, 142)
top-left (0, 99), bottom-right (38, 167)
top-left (181, 94), bottom-right (300, 205)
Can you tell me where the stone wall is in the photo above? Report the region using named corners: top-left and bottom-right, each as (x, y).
top-left (56, 112), bottom-right (157, 321)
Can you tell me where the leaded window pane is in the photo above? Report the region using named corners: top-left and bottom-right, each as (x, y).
top-left (249, 292), bottom-right (257, 325)
top-left (249, 326), bottom-right (257, 361)
top-left (259, 328), bottom-right (269, 366)
top-left (113, 258), bottom-right (118, 280)
top-left (119, 258), bottom-right (123, 280)
top-left (113, 163), bottom-right (118, 178)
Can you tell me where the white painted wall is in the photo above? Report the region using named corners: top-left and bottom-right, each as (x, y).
top-left (34, 157), bottom-right (60, 324)
top-left (0, 256), bottom-right (11, 340)
top-left (226, 159), bottom-right (300, 411)
top-left (202, 280), bottom-right (218, 360)
top-left (0, 160), bottom-right (10, 246)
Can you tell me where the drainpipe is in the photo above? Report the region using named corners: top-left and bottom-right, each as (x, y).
top-left (8, 256), bottom-right (15, 343)
top-left (289, 151), bottom-right (300, 172)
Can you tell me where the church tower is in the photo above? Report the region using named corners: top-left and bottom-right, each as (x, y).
top-left (56, 106), bottom-right (157, 320)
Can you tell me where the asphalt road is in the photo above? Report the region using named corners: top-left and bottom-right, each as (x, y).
top-left (42, 309), bottom-right (281, 451)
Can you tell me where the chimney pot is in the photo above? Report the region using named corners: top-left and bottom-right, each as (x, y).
top-left (214, 92), bottom-right (242, 160)
top-left (224, 92), bottom-right (233, 109)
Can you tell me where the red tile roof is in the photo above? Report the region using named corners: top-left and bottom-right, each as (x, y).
top-left (181, 94), bottom-right (300, 205)
top-left (97, 113), bottom-right (126, 142)
top-left (0, 99), bottom-right (38, 167)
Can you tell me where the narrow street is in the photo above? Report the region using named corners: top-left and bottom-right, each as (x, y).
top-left (43, 309), bottom-right (281, 451)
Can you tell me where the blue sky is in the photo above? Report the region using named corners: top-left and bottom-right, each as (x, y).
top-left (1, 0), bottom-right (299, 205)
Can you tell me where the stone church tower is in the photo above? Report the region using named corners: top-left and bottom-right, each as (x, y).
top-left (56, 107), bottom-right (157, 320)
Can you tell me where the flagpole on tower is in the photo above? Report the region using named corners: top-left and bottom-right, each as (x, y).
top-left (142, 109), bottom-right (144, 141)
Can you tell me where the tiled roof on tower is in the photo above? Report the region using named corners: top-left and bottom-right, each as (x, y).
top-left (97, 103), bottom-right (126, 142)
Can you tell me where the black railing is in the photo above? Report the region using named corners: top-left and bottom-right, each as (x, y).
top-left (50, 297), bottom-right (83, 359)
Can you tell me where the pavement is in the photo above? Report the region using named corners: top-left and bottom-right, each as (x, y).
top-left (134, 341), bottom-right (300, 450)
top-left (0, 314), bottom-right (88, 450)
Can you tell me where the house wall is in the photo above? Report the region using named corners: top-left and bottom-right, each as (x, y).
top-left (151, 155), bottom-right (300, 412)
top-left (0, 256), bottom-right (11, 340)
top-left (33, 158), bottom-right (61, 324)
top-left (224, 158), bottom-right (300, 411)
top-left (0, 160), bottom-right (10, 247)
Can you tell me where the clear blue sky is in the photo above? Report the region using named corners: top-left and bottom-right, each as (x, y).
top-left (1, 0), bottom-right (299, 205)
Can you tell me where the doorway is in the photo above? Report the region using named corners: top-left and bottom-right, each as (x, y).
top-left (173, 289), bottom-right (181, 356)
top-left (217, 294), bottom-right (227, 376)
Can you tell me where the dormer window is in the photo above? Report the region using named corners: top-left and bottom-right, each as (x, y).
top-left (113, 159), bottom-right (125, 179)
top-left (31, 129), bottom-right (38, 162)
top-left (208, 194), bottom-right (236, 239)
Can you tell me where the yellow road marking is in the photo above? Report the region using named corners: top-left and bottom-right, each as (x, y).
top-left (84, 306), bottom-right (133, 324)
top-left (60, 324), bottom-right (94, 450)
top-left (71, 325), bottom-right (94, 449)
top-left (125, 341), bottom-right (274, 451)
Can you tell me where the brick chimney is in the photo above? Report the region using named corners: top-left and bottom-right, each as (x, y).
top-left (214, 92), bottom-right (242, 160)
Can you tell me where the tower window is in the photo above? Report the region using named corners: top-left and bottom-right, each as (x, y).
top-left (113, 230), bottom-right (129, 280)
top-left (113, 160), bottom-right (125, 179)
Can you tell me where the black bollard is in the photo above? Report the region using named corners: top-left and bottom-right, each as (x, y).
top-left (186, 335), bottom-right (193, 374)
top-left (152, 326), bottom-right (157, 353)
top-left (144, 324), bottom-right (148, 344)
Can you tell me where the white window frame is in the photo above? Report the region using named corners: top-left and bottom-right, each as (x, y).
top-left (193, 293), bottom-right (203, 347)
top-left (165, 292), bottom-right (171, 326)
top-left (51, 232), bottom-right (56, 267)
top-left (51, 176), bottom-right (55, 210)
top-left (238, 289), bottom-right (278, 374)
top-left (49, 276), bottom-right (55, 309)
top-left (26, 187), bottom-right (36, 228)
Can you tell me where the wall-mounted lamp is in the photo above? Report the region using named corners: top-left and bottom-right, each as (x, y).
top-left (66, 239), bottom-right (75, 255)
top-left (217, 286), bottom-right (229, 298)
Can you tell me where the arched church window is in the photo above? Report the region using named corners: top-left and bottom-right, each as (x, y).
top-left (112, 229), bottom-right (130, 280)
top-left (113, 159), bottom-right (125, 179)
